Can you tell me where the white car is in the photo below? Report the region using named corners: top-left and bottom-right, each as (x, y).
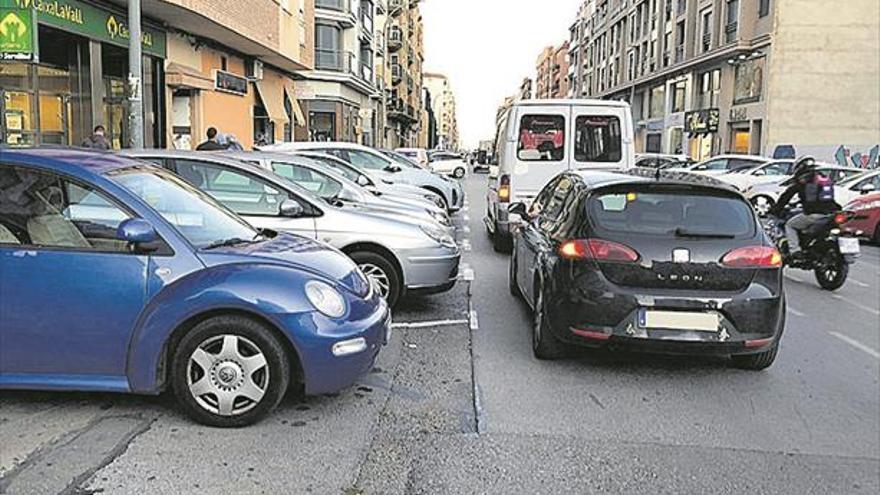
top-left (716, 160), bottom-right (795, 191)
top-left (396, 148), bottom-right (430, 168)
top-left (428, 151), bottom-right (467, 179)
top-left (834, 170), bottom-right (880, 206)
top-left (743, 164), bottom-right (866, 215)
top-left (672, 154), bottom-right (768, 176)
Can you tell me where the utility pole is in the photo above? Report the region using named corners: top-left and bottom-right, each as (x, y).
top-left (127, 0), bottom-right (144, 149)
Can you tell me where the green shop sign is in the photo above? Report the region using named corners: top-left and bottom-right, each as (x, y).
top-left (0, 0), bottom-right (38, 60)
top-left (8, 0), bottom-right (166, 58)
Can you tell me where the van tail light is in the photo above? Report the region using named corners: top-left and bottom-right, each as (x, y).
top-left (498, 174), bottom-right (511, 203)
top-left (558, 239), bottom-right (640, 262)
top-left (721, 246), bottom-right (782, 268)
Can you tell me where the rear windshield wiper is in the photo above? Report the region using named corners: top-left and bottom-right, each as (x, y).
top-left (673, 228), bottom-right (736, 239)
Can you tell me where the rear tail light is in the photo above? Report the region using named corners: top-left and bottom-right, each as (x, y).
top-left (558, 239), bottom-right (640, 262)
top-left (498, 174), bottom-right (510, 203)
top-left (834, 212), bottom-right (850, 225)
top-left (721, 246), bottom-right (782, 268)
top-left (571, 327), bottom-right (611, 341)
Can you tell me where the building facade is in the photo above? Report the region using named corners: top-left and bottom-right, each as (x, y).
top-left (535, 42), bottom-right (571, 99)
top-left (380, 0), bottom-right (424, 149)
top-left (423, 72), bottom-right (459, 150)
top-left (569, 0), bottom-right (879, 165)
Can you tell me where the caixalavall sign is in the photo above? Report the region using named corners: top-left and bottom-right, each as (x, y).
top-left (0, 0), bottom-right (38, 60)
top-left (9, 0), bottom-right (166, 58)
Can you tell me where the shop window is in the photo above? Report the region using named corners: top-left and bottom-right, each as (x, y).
top-left (646, 133), bottom-right (662, 153)
top-left (699, 69), bottom-right (721, 108)
top-left (649, 85), bottom-right (665, 119)
top-left (734, 57), bottom-right (764, 104)
top-left (732, 128), bottom-right (750, 154)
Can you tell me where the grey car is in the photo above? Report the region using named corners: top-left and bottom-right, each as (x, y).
top-left (220, 151), bottom-right (452, 229)
top-left (123, 150), bottom-right (461, 308)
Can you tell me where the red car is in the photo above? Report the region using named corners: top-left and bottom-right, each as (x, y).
top-left (843, 192), bottom-right (880, 244)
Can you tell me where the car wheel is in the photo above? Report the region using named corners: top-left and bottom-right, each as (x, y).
top-left (492, 223), bottom-right (512, 253)
top-left (873, 222), bottom-right (880, 245)
top-left (351, 251), bottom-right (402, 308)
top-left (751, 195), bottom-right (774, 216)
top-left (531, 284), bottom-right (567, 360)
top-left (453, 167), bottom-right (465, 179)
top-left (731, 342), bottom-right (779, 370)
top-left (171, 315), bottom-right (290, 427)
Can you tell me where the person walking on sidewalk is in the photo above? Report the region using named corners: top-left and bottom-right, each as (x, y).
top-left (196, 127), bottom-right (227, 151)
top-left (81, 125), bottom-right (111, 150)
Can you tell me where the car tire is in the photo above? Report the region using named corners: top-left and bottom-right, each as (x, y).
top-left (814, 247), bottom-right (848, 291)
top-left (532, 283), bottom-right (567, 360)
top-left (171, 315), bottom-right (290, 427)
top-left (873, 222), bottom-right (880, 245)
top-left (350, 251), bottom-right (402, 308)
top-left (731, 342), bottom-right (779, 370)
top-left (453, 167), bottom-right (465, 179)
top-left (492, 224), bottom-right (512, 253)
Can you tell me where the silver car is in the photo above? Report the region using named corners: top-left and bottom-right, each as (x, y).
top-left (123, 150), bottom-right (460, 308)
top-left (220, 151), bottom-right (452, 229)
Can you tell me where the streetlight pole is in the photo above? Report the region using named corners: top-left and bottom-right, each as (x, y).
top-left (128, 0), bottom-right (144, 149)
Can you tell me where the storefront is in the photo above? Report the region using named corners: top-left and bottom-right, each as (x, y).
top-left (685, 108), bottom-right (720, 161)
top-left (0, 0), bottom-right (166, 148)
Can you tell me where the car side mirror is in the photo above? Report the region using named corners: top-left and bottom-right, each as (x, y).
top-left (860, 183), bottom-right (876, 194)
top-left (508, 202), bottom-right (527, 217)
top-left (117, 218), bottom-right (158, 244)
top-left (384, 165), bottom-right (402, 173)
top-left (753, 169), bottom-right (766, 176)
top-left (279, 199), bottom-right (305, 217)
top-left (357, 175), bottom-right (371, 187)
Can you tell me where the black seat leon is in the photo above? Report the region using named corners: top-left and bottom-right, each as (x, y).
top-left (509, 169), bottom-right (785, 370)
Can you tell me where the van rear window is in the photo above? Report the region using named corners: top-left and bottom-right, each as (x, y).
top-left (575, 116), bottom-right (621, 163)
top-left (589, 190), bottom-right (755, 237)
top-left (517, 115), bottom-right (565, 162)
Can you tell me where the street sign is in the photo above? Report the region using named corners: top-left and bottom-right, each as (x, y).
top-left (0, 0), bottom-right (37, 61)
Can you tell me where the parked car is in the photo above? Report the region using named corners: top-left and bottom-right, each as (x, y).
top-left (743, 164), bottom-right (866, 215)
top-left (508, 169), bottom-right (785, 369)
top-left (634, 153), bottom-right (692, 169)
top-left (263, 142), bottom-right (464, 212)
top-left (0, 148), bottom-right (389, 427)
top-left (124, 150), bottom-right (460, 308)
top-left (220, 151), bottom-right (452, 228)
top-left (671, 154), bottom-right (768, 175)
top-left (842, 192), bottom-right (880, 243)
top-left (396, 147), bottom-right (430, 168)
top-left (487, 99), bottom-right (636, 252)
top-left (833, 170), bottom-right (880, 207)
top-left (715, 160), bottom-right (795, 191)
top-left (428, 151), bottom-right (468, 179)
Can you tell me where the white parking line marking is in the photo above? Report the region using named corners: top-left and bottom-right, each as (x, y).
top-left (461, 226), bottom-right (471, 234)
top-left (469, 310), bottom-right (479, 331)
top-left (849, 278), bottom-right (870, 288)
top-left (829, 332), bottom-right (880, 359)
top-left (463, 215), bottom-right (470, 222)
top-left (459, 240), bottom-right (472, 251)
top-left (831, 294), bottom-right (880, 316)
top-left (392, 319), bottom-right (469, 329)
top-left (787, 306), bottom-right (806, 317)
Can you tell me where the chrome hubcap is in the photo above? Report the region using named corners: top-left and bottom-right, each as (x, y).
top-left (360, 263), bottom-right (391, 299)
top-left (187, 335), bottom-right (268, 417)
top-left (753, 197), bottom-right (771, 216)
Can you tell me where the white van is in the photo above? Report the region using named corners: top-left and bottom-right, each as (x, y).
top-left (485, 99), bottom-right (635, 251)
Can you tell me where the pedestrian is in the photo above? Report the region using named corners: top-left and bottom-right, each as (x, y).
top-left (81, 125), bottom-right (110, 150)
top-left (195, 127), bottom-right (227, 151)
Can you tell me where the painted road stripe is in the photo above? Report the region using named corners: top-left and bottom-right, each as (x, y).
top-left (831, 294), bottom-right (880, 317)
top-left (849, 278), bottom-right (870, 288)
top-left (391, 319), bottom-right (469, 329)
top-left (787, 306), bottom-right (806, 317)
top-left (829, 332), bottom-right (880, 359)
top-left (469, 310), bottom-right (480, 331)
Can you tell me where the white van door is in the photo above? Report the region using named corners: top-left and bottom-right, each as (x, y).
top-left (508, 105), bottom-right (571, 204)
top-left (569, 105), bottom-right (634, 171)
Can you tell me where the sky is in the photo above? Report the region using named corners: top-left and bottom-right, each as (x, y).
top-left (421, 0), bottom-right (582, 148)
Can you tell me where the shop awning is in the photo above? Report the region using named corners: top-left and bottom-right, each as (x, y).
top-left (254, 80), bottom-right (288, 125)
top-left (284, 82), bottom-right (306, 126)
top-left (165, 63), bottom-right (214, 91)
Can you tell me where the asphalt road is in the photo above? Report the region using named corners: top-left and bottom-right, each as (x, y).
top-left (1, 172), bottom-right (878, 494)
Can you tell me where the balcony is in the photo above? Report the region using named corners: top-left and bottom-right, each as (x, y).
top-left (316, 0), bottom-right (356, 27)
top-left (388, 26), bottom-right (403, 51)
top-left (391, 63), bottom-right (403, 84)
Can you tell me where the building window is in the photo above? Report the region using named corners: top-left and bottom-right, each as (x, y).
top-left (699, 69), bottom-right (721, 108)
top-left (649, 85), bottom-right (665, 119)
top-left (646, 133), bottom-right (662, 153)
top-left (759, 0), bottom-right (771, 18)
top-left (725, 0), bottom-right (739, 43)
top-left (733, 57), bottom-right (765, 104)
top-left (315, 24), bottom-right (342, 70)
top-left (671, 80), bottom-right (687, 113)
top-left (700, 10), bottom-right (712, 52)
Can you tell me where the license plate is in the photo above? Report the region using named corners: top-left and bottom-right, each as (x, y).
top-left (839, 237), bottom-right (860, 254)
top-left (639, 310), bottom-right (720, 332)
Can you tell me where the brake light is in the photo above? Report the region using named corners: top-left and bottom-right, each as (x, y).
top-left (498, 174), bottom-right (510, 203)
top-left (834, 213), bottom-right (849, 225)
top-left (721, 246), bottom-right (782, 268)
top-left (558, 239), bottom-right (639, 262)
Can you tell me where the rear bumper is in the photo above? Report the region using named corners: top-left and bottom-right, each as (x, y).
top-left (400, 246), bottom-right (461, 292)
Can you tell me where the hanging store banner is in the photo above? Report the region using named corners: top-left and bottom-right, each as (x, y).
top-left (8, 0), bottom-right (166, 58)
top-left (0, 0), bottom-right (38, 61)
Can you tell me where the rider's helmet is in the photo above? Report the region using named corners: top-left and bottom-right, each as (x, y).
top-left (791, 155), bottom-right (817, 180)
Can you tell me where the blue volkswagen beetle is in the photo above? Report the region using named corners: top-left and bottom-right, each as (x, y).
top-left (0, 149), bottom-right (390, 427)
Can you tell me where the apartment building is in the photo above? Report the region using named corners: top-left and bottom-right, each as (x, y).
top-left (0, 0), bottom-right (313, 150)
top-left (519, 77), bottom-right (533, 100)
top-left (535, 42), bottom-right (571, 99)
top-left (380, 0), bottom-right (425, 148)
top-left (570, 0), bottom-right (879, 164)
top-left (424, 72), bottom-right (460, 150)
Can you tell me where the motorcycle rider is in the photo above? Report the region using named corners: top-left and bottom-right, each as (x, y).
top-left (768, 156), bottom-right (840, 258)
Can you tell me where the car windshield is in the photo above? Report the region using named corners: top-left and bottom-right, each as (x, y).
top-left (108, 166), bottom-right (259, 249)
top-left (589, 189), bottom-right (756, 237)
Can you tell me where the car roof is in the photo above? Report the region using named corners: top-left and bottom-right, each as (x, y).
top-left (570, 168), bottom-right (740, 193)
top-left (262, 141), bottom-right (370, 151)
top-left (513, 98), bottom-right (630, 108)
top-left (2, 147), bottom-right (145, 175)
top-left (700, 154), bottom-right (768, 162)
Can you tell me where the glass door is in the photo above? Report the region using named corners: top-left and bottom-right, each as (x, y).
top-left (103, 77), bottom-right (128, 149)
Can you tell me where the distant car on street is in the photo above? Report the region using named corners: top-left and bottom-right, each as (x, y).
top-left (842, 192), bottom-right (880, 244)
top-left (670, 154), bottom-right (768, 175)
top-left (428, 151), bottom-right (468, 179)
top-left (715, 160), bottom-right (795, 191)
top-left (0, 148), bottom-right (389, 427)
top-left (833, 170), bottom-right (880, 207)
top-left (508, 169), bottom-right (785, 369)
top-left (396, 148), bottom-right (430, 168)
top-left (634, 153), bottom-right (692, 169)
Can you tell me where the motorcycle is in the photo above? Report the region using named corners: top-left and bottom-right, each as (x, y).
top-left (763, 207), bottom-right (861, 290)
